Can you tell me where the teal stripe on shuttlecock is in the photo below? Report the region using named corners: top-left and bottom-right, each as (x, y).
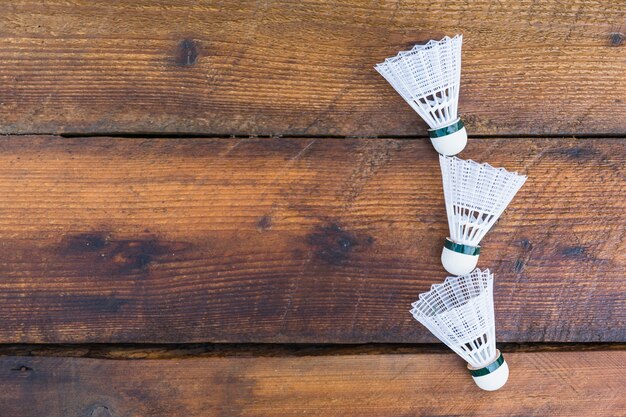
top-left (444, 238), bottom-right (480, 255)
top-left (469, 351), bottom-right (505, 377)
top-left (428, 119), bottom-right (464, 138)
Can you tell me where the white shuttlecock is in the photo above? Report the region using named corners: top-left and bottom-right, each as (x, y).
top-left (375, 35), bottom-right (466, 156)
top-left (411, 269), bottom-right (508, 391)
top-left (439, 155), bottom-right (527, 275)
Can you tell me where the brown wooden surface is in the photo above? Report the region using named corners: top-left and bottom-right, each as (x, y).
top-left (1, 2), bottom-right (624, 413)
top-left (0, 136), bottom-right (623, 344)
top-left (0, 351), bottom-right (624, 416)
top-left (0, 1), bottom-right (624, 136)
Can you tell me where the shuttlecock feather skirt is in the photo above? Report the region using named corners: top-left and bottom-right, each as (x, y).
top-left (374, 35), bottom-right (467, 156)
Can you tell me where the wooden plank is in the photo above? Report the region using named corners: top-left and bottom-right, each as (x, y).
top-left (0, 1), bottom-right (624, 136)
top-left (0, 136), bottom-right (624, 343)
top-left (0, 351), bottom-right (624, 416)
top-left (1, 342), bottom-right (624, 359)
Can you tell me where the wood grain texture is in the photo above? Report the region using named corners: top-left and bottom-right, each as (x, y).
top-left (0, 1), bottom-right (624, 136)
top-left (0, 136), bottom-right (624, 344)
top-left (0, 351), bottom-right (624, 416)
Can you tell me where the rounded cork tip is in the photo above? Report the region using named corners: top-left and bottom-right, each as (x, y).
top-left (429, 123), bottom-right (467, 156)
top-left (441, 244), bottom-right (479, 276)
top-left (468, 350), bottom-right (509, 391)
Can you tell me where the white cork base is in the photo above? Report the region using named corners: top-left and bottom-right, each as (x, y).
top-left (429, 126), bottom-right (467, 156)
top-left (441, 245), bottom-right (479, 276)
top-left (470, 358), bottom-right (509, 391)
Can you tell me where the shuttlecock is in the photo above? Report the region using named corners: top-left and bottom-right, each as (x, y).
top-left (375, 35), bottom-right (466, 156)
top-left (440, 155), bottom-right (527, 275)
top-left (411, 269), bottom-right (508, 391)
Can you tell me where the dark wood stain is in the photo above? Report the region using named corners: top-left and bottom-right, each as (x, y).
top-left (60, 232), bottom-right (192, 275)
top-left (63, 233), bottom-right (109, 252)
top-left (546, 146), bottom-right (600, 160)
top-left (306, 223), bottom-right (373, 266)
top-left (256, 215), bottom-right (272, 231)
top-left (10, 365), bottom-right (33, 372)
top-left (175, 38), bottom-right (200, 66)
top-left (517, 239), bottom-right (532, 250)
top-left (609, 32), bottom-right (624, 46)
top-left (561, 246), bottom-right (586, 258)
top-left (66, 296), bottom-right (130, 314)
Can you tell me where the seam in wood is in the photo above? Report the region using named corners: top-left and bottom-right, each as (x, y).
top-left (0, 343), bottom-right (623, 360)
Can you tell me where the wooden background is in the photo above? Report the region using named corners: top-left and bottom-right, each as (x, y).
top-left (0, 1), bottom-right (624, 416)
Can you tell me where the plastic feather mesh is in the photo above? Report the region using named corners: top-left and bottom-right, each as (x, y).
top-left (375, 35), bottom-right (462, 129)
top-left (411, 269), bottom-right (497, 368)
top-left (440, 155), bottom-right (527, 246)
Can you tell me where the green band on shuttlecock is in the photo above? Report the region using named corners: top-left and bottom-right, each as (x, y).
top-left (469, 352), bottom-right (505, 377)
top-left (428, 119), bottom-right (464, 139)
top-left (444, 238), bottom-right (480, 256)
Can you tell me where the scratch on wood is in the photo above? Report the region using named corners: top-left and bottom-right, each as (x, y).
top-left (290, 139), bottom-right (316, 161)
top-left (302, 87), bottom-right (349, 133)
top-left (277, 253), bottom-right (309, 334)
top-left (221, 139), bottom-right (245, 156)
top-left (340, 141), bottom-right (399, 207)
top-left (388, 0), bottom-right (402, 24)
top-left (351, 288), bottom-right (363, 334)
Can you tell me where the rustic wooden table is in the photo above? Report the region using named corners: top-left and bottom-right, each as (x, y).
top-left (0, 1), bottom-right (624, 416)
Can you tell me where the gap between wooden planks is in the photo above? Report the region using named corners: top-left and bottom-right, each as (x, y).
top-left (0, 136), bottom-right (623, 344)
top-left (0, 351), bottom-right (624, 416)
top-left (0, 1), bottom-right (624, 135)
top-left (0, 342), bottom-right (624, 360)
